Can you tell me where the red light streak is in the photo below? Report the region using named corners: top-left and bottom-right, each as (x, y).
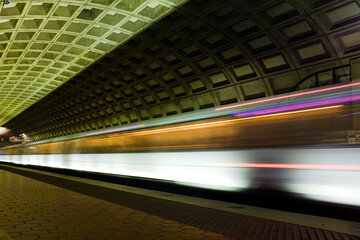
top-left (235, 105), bottom-right (342, 118)
top-left (215, 82), bottom-right (360, 111)
top-left (207, 163), bottom-right (360, 170)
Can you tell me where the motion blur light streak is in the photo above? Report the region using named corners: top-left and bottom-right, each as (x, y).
top-left (233, 94), bottom-right (359, 117)
top-left (1, 87), bottom-right (360, 206)
top-left (84, 124), bottom-right (145, 136)
top-left (1, 148), bottom-right (360, 205)
top-left (235, 105), bottom-right (343, 119)
top-left (28, 141), bottom-right (45, 146)
top-left (206, 163), bottom-right (360, 170)
top-left (0, 152), bottom-right (247, 191)
top-left (286, 184), bottom-right (360, 206)
top-left (215, 82), bottom-right (360, 111)
top-left (111, 105), bottom-right (342, 138)
top-left (114, 119), bottom-right (238, 137)
top-left (336, 111), bottom-right (360, 118)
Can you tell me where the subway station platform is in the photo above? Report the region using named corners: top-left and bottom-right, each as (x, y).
top-left (0, 164), bottom-right (359, 240)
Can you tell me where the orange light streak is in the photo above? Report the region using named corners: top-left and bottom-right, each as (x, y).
top-left (107, 105), bottom-right (343, 138)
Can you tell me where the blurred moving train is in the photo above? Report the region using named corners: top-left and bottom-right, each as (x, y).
top-left (1, 82), bottom-right (360, 206)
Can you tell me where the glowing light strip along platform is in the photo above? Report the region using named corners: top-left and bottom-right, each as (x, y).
top-left (207, 163), bottom-right (360, 170)
top-left (232, 94), bottom-right (360, 117)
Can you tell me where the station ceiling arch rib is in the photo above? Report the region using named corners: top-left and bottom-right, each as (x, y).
top-left (4, 0), bottom-right (360, 141)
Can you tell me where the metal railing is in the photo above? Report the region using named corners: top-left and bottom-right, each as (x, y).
top-left (292, 65), bottom-right (351, 91)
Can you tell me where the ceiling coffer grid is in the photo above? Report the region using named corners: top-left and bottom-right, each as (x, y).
top-left (4, 0), bottom-right (360, 140)
top-left (0, 0), bottom-right (188, 125)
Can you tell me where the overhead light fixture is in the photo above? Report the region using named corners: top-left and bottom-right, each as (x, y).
top-left (148, 0), bottom-right (160, 9)
top-left (30, 2), bottom-right (43, 6)
top-left (129, 17), bottom-right (139, 23)
top-left (0, 127), bottom-right (9, 135)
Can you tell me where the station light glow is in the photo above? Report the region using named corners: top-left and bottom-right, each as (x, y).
top-left (0, 127), bottom-right (8, 134)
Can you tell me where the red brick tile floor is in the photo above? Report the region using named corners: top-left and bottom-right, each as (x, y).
top-left (1, 166), bottom-right (359, 240)
top-left (0, 169), bottom-right (235, 240)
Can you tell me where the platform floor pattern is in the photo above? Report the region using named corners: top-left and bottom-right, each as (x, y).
top-left (0, 169), bottom-right (234, 240)
top-left (0, 166), bottom-right (359, 240)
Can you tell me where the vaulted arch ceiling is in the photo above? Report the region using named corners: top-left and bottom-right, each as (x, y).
top-left (4, 0), bottom-right (360, 140)
top-left (0, 0), bottom-right (188, 125)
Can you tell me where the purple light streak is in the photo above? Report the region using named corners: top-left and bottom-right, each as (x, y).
top-left (233, 94), bottom-right (360, 117)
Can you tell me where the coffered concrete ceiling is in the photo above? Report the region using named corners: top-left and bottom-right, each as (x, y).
top-left (0, 0), bottom-right (188, 125)
top-left (4, 0), bottom-right (360, 140)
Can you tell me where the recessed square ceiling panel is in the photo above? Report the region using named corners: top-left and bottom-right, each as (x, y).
top-left (282, 21), bottom-right (315, 42)
top-left (261, 54), bottom-right (289, 73)
top-left (0, 0), bottom-right (188, 125)
top-left (296, 42), bottom-right (329, 63)
top-left (326, 2), bottom-right (360, 24)
top-left (340, 30), bottom-right (360, 53)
